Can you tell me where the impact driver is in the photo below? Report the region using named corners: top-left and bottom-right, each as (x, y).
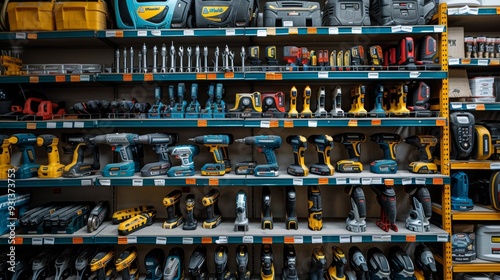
top-left (308, 134), bottom-right (335, 176)
top-left (309, 248), bottom-right (327, 280)
top-left (349, 84), bottom-right (367, 117)
top-left (288, 86), bottom-right (299, 118)
top-left (37, 134), bottom-right (65, 178)
top-left (214, 246), bottom-right (232, 280)
top-left (62, 133), bottom-right (100, 178)
top-left (163, 190), bottom-right (184, 229)
top-left (369, 133), bottom-right (401, 174)
top-left (260, 245), bottom-right (274, 280)
top-left (183, 194), bottom-right (198, 230)
top-left (90, 247), bottom-right (115, 280)
top-left (414, 244), bottom-right (437, 280)
top-left (348, 246), bottom-right (369, 280)
top-left (282, 244), bottom-right (298, 280)
top-left (235, 135), bottom-right (281, 177)
top-left (234, 190), bottom-right (249, 232)
top-left (261, 186), bottom-right (273, 229)
top-left (300, 86), bottom-right (313, 118)
top-left (236, 245), bottom-right (251, 280)
top-left (404, 135), bottom-right (438, 174)
top-left (188, 246), bottom-right (208, 280)
top-left (0, 134), bottom-right (13, 179)
top-left (286, 186), bottom-right (298, 230)
top-left (308, 186), bottom-right (322, 231)
top-left (115, 246), bottom-right (139, 280)
top-left (91, 133), bottom-right (142, 177)
top-left (333, 133), bottom-right (366, 173)
top-left (8, 133), bottom-right (39, 179)
top-left (326, 246), bottom-right (347, 280)
top-left (135, 133), bottom-right (178, 177)
top-left (202, 189), bottom-right (222, 229)
top-left (286, 135), bottom-right (309, 176)
top-left (189, 134), bottom-right (232, 176)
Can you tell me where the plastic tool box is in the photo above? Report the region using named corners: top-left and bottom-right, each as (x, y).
top-left (263, 1), bottom-right (321, 27)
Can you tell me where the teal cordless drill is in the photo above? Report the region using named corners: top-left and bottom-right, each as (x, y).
top-left (148, 86), bottom-right (166, 118)
top-left (369, 133), bottom-right (401, 174)
top-left (189, 134), bottom-right (231, 176)
top-left (91, 133), bottom-right (142, 177)
top-left (167, 145), bottom-right (200, 177)
top-left (8, 133), bottom-right (40, 179)
top-left (172, 83), bottom-right (187, 118)
top-left (201, 84), bottom-right (215, 118)
top-left (186, 83), bottom-right (201, 118)
top-left (135, 133), bottom-right (178, 177)
top-left (235, 135), bottom-right (281, 177)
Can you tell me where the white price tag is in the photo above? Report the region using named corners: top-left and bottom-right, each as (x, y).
top-left (328, 27), bottom-right (339, 34)
top-left (260, 121), bottom-right (270, 128)
top-left (132, 179), bottom-right (143, 186)
top-left (283, 21), bottom-right (294, 27)
top-left (349, 178), bottom-right (361, 185)
top-left (243, 236), bottom-right (254, 243)
top-left (105, 31), bottom-right (116, 37)
top-left (372, 235), bottom-right (391, 242)
top-left (361, 178), bottom-right (372, 185)
top-left (293, 179), bottom-right (303, 186)
top-left (372, 178), bottom-right (382, 185)
top-left (127, 236), bottom-right (137, 244)
top-left (449, 58), bottom-right (460, 65)
top-left (63, 122), bottom-right (73, 128)
top-left (184, 30), bottom-right (194, 36)
top-left (368, 72), bottom-right (379, 79)
top-left (311, 236), bottom-right (323, 244)
top-left (490, 163), bottom-right (500, 170)
top-left (437, 234), bottom-right (449, 242)
top-left (409, 72), bottom-right (420, 78)
top-left (478, 59), bottom-right (489, 66)
top-left (44, 237), bottom-right (55, 245)
top-left (340, 236), bottom-right (351, 243)
top-left (156, 237), bottom-right (167, 245)
top-left (225, 29), bottom-right (236, 36)
top-left (137, 30), bottom-right (148, 37)
top-left (80, 75), bottom-right (90, 81)
top-left (434, 26), bottom-right (444, 33)
top-left (151, 30), bottom-right (161, 36)
top-left (47, 122), bottom-right (56, 129)
top-left (74, 122), bottom-right (84, 128)
top-left (15, 33), bottom-right (26, 39)
top-left (458, 5), bottom-right (470, 14)
top-left (391, 26), bottom-right (402, 32)
top-left (402, 26), bottom-right (413, 32)
top-left (294, 236), bottom-right (304, 244)
top-left (466, 104), bottom-right (477, 110)
top-left (257, 29), bottom-right (267, 37)
top-left (81, 179), bottom-right (92, 186)
top-left (318, 72), bottom-right (328, 78)
top-left (450, 102), bottom-right (462, 109)
top-left (351, 236), bottom-right (362, 243)
top-left (352, 27), bottom-right (362, 34)
top-left (415, 178), bottom-right (426, 185)
top-left (402, 178), bottom-right (412, 185)
top-left (469, 8), bottom-right (478, 14)
top-left (32, 238), bottom-right (43, 245)
top-left (182, 237), bottom-right (193, 244)
top-left (308, 120), bottom-right (317, 127)
top-left (154, 179), bottom-right (165, 186)
top-left (448, 8), bottom-right (459, 15)
top-left (99, 179), bottom-right (111, 186)
top-left (337, 178), bottom-right (347, 185)
top-left (216, 236), bottom-right (228, 244)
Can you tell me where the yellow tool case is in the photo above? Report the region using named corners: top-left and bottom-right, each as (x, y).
top-left (54, 0), bottom-right (108, 30)
top-left (7, 0), bottom-right (56, 31)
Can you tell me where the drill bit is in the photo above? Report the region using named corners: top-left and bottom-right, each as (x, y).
top-left (178, 46), bottom-right (184, 73)
top-left (123, 47), bottom-right (127, 73)
top-left (229, 50), bottom-right (235, 72)
top-left (203, 46), bottom-right (208, 72)
top-left (240, 46), bottom-right (246, 72)
top-left (195, 45), bottom-right (201, 72)
top-left (115, 49), bottom-right (120, 73)
top-left (138, 52), bottom-right (143, 73)
top-left (187, 46), bottom-right (192, 72)
top-left (170, 42), bottom-right (176, 72)
top-left (142, 43), bottom-right (148, 73)
top-left (214, 46), bottom-right (219, 72)
top-left (161, 43), bottom-right (167, 73)
top-left (130, 47), bottom-right (134, 73)
top-left (223, 45), bottom-right (229, 72)
top-left (153, 45), bottom-right (158, 73)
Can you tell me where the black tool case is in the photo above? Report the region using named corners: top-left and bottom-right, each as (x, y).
top-left (263, 1), bottom-right (321, 27)
top-left (369, 0), bottom-right (435, 25)
top-left (194, 0), bottom-right (258, 27)
top-left (322, 0), bottom-right (371, 26)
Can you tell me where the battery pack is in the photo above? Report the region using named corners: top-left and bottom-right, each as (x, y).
top-left (194, 0), bottom-right (258, 27)
top-left (263, 1), bottom-right (321, 27)
top-left (476, 225), bottom-right (500, 262)
top-left (322, 0), bottom-right (370, 26)
top-left (473, 125), bottom-right (492, 160)
top-left (369, 0), bottom-right (435, 26)
top-left (54, 1), bottom-right (108, 30)
top-left (7, 0), bottom-right (56, 31)
top-left (115, 0), bottom-right (193, 29)
top-left (491, 171), bottom-right (500, 211)
top-left (479, 121), bottom-right (500, 160)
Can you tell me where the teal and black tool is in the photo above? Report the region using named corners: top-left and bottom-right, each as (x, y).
top-left (8, 133), bottom-right (40, 179)
top-left (115, 0), bottom-right (194, 29)
top-left (369, 84), bottom-right (386, 117)
top-left (369, 133), bottom-right (401, 174)
top-left (451, 171), bottom-right (474, 211)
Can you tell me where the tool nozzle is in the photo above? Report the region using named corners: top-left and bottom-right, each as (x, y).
top-left (235, 139), bottom-right (244, 143)
top-left (188, 138), bottom-right (196, 142)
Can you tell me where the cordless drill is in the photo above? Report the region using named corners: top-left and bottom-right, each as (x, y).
top-left (91, 133), bottom-right (142, 177)
top-left (235, 135), bottom-right (281, 177)
top-left (236, 245), bottom-right (251, 280)
top-left (308, 186), bottom-right (322, 231)
top-left (330, 86), bottom-right (344, 117)
top-left (286, 186), bottom-right (298, 230)
top-left (288, 86), bottom-right (299, 118)
top-left (369, 84), bottom-right (386, 118)
top-left (234, 190), bottom-right (249, 232)
top-left (332, 133), bottom-right (366, 173)
top-left (90, 247), bottom-right (115, 280)
top-left (8, 133), bottom-right (40, 179)
top-left (405, 186), bottom-right (432, 232)
top-left (0, 134), bottom-right (13, 179)
top-left (163, 190), bottom-right (184, 229)
top-left (283, 244), bottom-right (298, 280)
top-left (349, 84), bottom-right (367, 117)
top-left (345, 186), bottom-right (367, 232)
top-left (369, 133), bottom-right (401, 174)
top-left (214, 245), bottom-right (232, 280)
top-left (309, 248), bottom-right (327, 280)
top-left (37, 134), bottom-right (65, 178)
top-left (186, 83), bottom-right (201, 118)
top-left (261, 186), bottom-right (273, 229)
top-left (202, 188), bottom-right (222, 229)
top-left (189, 134), bottom-right (231, 176)
top-left (387, 83), bottom-right (410, 116)
top-left (183, 193), bottom-right (197, 230)
top-left (388, 246), bottom-right (416, 280)
top-left (286, 135), bottom-right (309, 176)
top-left (414, 244), bottom-right (437, 280)
top-left (167, 145), bottom-right (200, 177)
top-left (326, 246), bottom-right (347, 280)
top-left (308, 134), bottom-right (334, 175)
top-left (367, 247), bottom-right (391, 280)
top-left (300, 86), bottom-right (313, 118)
top-left (135, 133), bottom-right (178, 177)
top-left (62, 133), bottom-right (100, 178)
top-left (115, 246), bottom-right (139, 280)
top-left (260, 244), bottom-right (274, 280)
top-left (404, 135), bottom-right (438, 174)
top-left (371, 185), bottom-right (398, 232)
top-left (148, 86), bottom-right (166, 118)
top-left (315, 86), bottom-right (328, 117)
top-left (349, 246), bottom-right (369, 280)
top-left (188, 246), bottom-right (208, 280)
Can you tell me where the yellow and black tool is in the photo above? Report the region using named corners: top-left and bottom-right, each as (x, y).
top-left (261, 186), bottom-right (273, 229)
top-left (337, 50), bottom-right (344, 71)
top-left (117, 208), bottom-right (157, 235)
top-left (288, 86), bottom-right (299, 118)
top-left (326, 246), bottom-right (347, 280)
top-left (348, 84), bottom-right (367, 117)
top-left (112, 205), bottom-right (156, 224)
top-left (202, 188), bottom-right (222, 229)
top-left (229, 92), bottom-right (262, 118)
top-left (404, 135), bottom-right (438, 174)
top-left (473, 125), bottom-right (492, 160)
top-left (300, 86), bottom-right (313, 118)
top-left (386, 83), bottom-right (410, 116)
top-left (37, 134), bottom-right (65, 178)
top-left (344, 49), bottom-right (351, 71)
top-left (309, 248), bottom-right (327, 280)
top-left (330, 50), bottom-right (337, 71)
top-left (62, 133), bottom-right (100, 178)
top-left (286, 186), bottom-right (298, 230)
top-left (265, 46), bottom-right (279, 68)
top-left (189, 134), bottom-right (232, 176)
top-left (163, 190), bottom-right (184, 229)
top-left (115, 246), bottom-right (139, 280)
top-left (332, 133), bottom-right (366, 173)
top-left (0, 135), bottom-right (13, 179)
top-left (369, 45), bottom-right (384, 69)
top-left (308, 134), bottom-right (335, 176)
top-left (308, 186), bottom-right (322, 231)
top-left (261, 244), bottom-right (275, 280)
top-left (90, 246), bottom-right (115, 280)
top-left (248, 46), bottom-right (261, 66)
top-left (286, 135), bottom-right (309, 176)
top-left (183, 194), bottom-right (198, 230)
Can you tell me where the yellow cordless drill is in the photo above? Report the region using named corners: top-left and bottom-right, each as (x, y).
top-left (0, 135), bottom-right (13, 179)
top-left (286, 135), bottom-right (309, 176)
top-left (37, 134), bottom-right (65, 178)
top-left (326, 247), bottom-right (347, 280)
top-left (332, 133), bottom-right (366, 173)
top-left (163, 190), bottom-right (184, 229)
top-left (349, 84), bottom-right (367, 117)
top-left (308, 186), bottom-right (322, 231)
top-left (202, 189), bottom-right (222, 229)
top-left (404, 135), bottom-right (438, 174)
top-left (288, 86), bottom-right (299, 118)
top-left (115, 246), bottom-right (139, 280)
top-left (300, 86), bottom-right (313, 118)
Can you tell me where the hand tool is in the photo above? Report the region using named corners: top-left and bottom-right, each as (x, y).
top-left (332, 133), bottom-right (366, 173)
top-left (178, 46), bottom-right (184, 72)
top-left (163, 190), bottom-right (184, 229)
top-left (87, 201), bottom-right (109, 233)
top-left (314, 86), bottom-right (328, 117)
top-left (213, 83), bottom-right (227, 118)
top-left (202, 188), bottom-right (222, 229)
top-left (450, 111), bottom-right (475, 160)
top-left (240, 46), bottom-right (245, 72)
top-left (330, 86), bottom-right (344, 117)
top-left (309, 248), bottom-right (327, 280)
top-left (115, 49), bottom-right (120, 73)
top-left (229, 50), bottom-right (235, 72)
top-left (330, 50), bottom-right (337, 71)
top-left (286, 135), bottom-right (309, 176)
top-left (451, 171), bottom-right (474, 211)
top-left (369, 45), bottom-right (384, 69)
top-left (183, 194), bottom-right (198, 230)
top-left (115, 246), bottom-right (139, 280)
top-left (326, 246), bottom-right (347, 280)
top-left (145, 248), bottom-right (165, 280)
top-left (404, 135), bottom-right (438, 174)
top-left (349, 246), bottom-right (368, 280)
top-left (414, 244), bottom-right (437, 280)
top-left (167, 144), bottom-right (199, 177)
top-left (261, 244), bottom-right (275, 280)
top-left (308, 186), bottom-right (322, 230)
top-left (0, 135), bottom-right (13, 179)
top-left (138, 51), bottom-right (143, 73)
top-left (288, 86), bottom-right (299, 118)
top-left (282, 244), bottom-right (298, 280)
top-left (371, 185), bottom-right (398, 232)
top-left (285, 185), bottom-right (298, 230)
top-left (130, 47), bottom-right (134, 73)
top-left (91, 133), bottom-right (142, 177)
top-left (261, 91), bottom-right (286, 118)
top-left (124, 47), bottom-right (128, 73)
top-left (397, 37), bottom-right (416, 70)
top-left (408, 81), bottom-right (431, 117)
top-left (248, 46), bottom-right (261, 67)
top-left (369, 84), bottom-right (386, 118)
top-left (195, 46), bottom-right (201, 72)
top-left (62, 133), bottom-right (100, 178)
top-left (187, 46), bottom-right (192, 72)
top-left (112, 205), bottom-right (156, 224)
top-left (185, 83), bottom-right (201, 118)
top-left (214, 46), bottom-right (220, 72)
top-left (90, 247), bottom-right (115, 280)
top-left (135, 133), bottom-right (178, 177)
top-left (308, 134), bottom-right (335, 175)
top-left (7, 133), bottom-right (39, 179)
top-left (37, 134), bottom-right (65, 178)
top-left (164, 247), bottom-right (185, 280)
top-left (369, 133), bottom-right (401, 174)
top-left (405, 186), bottom-right (432, 232)
top-left (75, 247), bottom-right (97, 280)
top-left (345, 185), bottom-right (366, 232)
top-left (54, 248), bottom-right (76, 280)
top-left (261, 186), bottom-right (273, 229)
top-left (222, 46), bottom-right (228, 71)
top-left (234, 190), bottom-right (249, 231)
top-left (117, 207), bottom-right (157, 235)
top-left (143, 43), bottom-right (148, 73)
top-left (32, 250), bottom-right (57, 280)
top-left (189, 246), bottom-right (208, 280)
top-left (203, 46), bottom-right (208, 72)
top-left (388, 246), bottom-right (416, 280)
top-left (235, 135), bottom-right (281, 177)
top-left (300, 86), bottom-right (313, 118)
top-left (189, 134), bottom-right (231, 176)
top-left (215, 246), bottom-right (232, 280)
top-left (367, 247), bottom-right (391, 280)
top-left (345, 49), bottom-right (352, 71)
top-left (169, 42), bottom-right (176, 73)
top-left (152, 45), bottom-right (157, 73)
top-left (229, 92), bottom-right (262, 118)
top-left (349, 84), bottom-right (367, 117)
top-left (10, 259), bottom-right (29, 280)
top-left (172, 83), bottom-right (188, 118)
top-left (148, 86), bottom-right (166, 118)
top-left (236, 245), bottom-right (251, 280)
top-left (265, 46), bottom-right (279, 70)
top-left (337, 50), bottom-right (344, 71)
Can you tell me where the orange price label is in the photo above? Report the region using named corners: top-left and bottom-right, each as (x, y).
top-left (13, 237), bottom-right (23, 245)
top-left (185, 178), bottom-right (196, 185)
top-left (262, 237), bottom-right (273, 244)
top-left (288, 28), bottom-right (298, 34)
top-left (198, 120), bottom-right (208, 127)
top-left (371, 119), bottom-right (382, 126)
top-left (270, 120), bottom-right (279, 127)
top-left (436, 119), bottom-right (446, 126)
top-left (115, 31), bottom-right (124, 37)
top-left (209, 178), bottom-right (219, 186)
top-left (27, 33), bottom-right (37, 40)
top-left (497, 7), bottom-right (500, 14)
top-left (26, 123), bottom-right (36, 130)
top-left (70, 75), bottom-right (80, 82)
top-left (461, 58), bottom-right (471, 64)
top-left (55, 75), bottom-right (65, 82)
top-left (348, 119), bottom-right (358, 126)
top-left (406, 235), bottom-right (416, 242)
top-left (144, 73), bottom-right (154, 81)
top-left (72, 237), bottom-right (84, 244)
top-left (29, 76), bottom-right (39, 83)
top-left (274, 73), bottom-right (283, 80)
top-left (196, 73), bottom-right (207, 80)
top-left (267, 28), bottom-right (276, 35)
top-left (207, 73), bottom-right (217, 80)
top-left (118, 236), bottom-right (128, 244)
top-left (307, 27), bottom-right (317, 34)
top-left (318, 178), bottom-right (329, 185)
top-left (284, 236), bottom-right (294, 244)
top-left (491, 59), bottom-right (500, 65)
top-left (384, 179), bottom-right (394, 186)
top-left (123, 73), bottom-right (133, 81)
top-left (433, 177), bottom-right (444, 185)
top-left (224, 72), bottom-right (234, 79)
top-left (476, 104), bottom-right (485, 110)
top-left (265, 73), bottom-right (275, 80)
top-left (284, 120), bottom-right (294, 128)
top-left (202, 237), bottom-right (212, 244)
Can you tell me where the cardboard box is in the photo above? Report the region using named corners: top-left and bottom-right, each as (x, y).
top-left (449, 27), bottom-right (465, 58)
top-left (470, 77), bottom-right (495, 96)
top-left (449, 69), bottom-right (472, 98)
